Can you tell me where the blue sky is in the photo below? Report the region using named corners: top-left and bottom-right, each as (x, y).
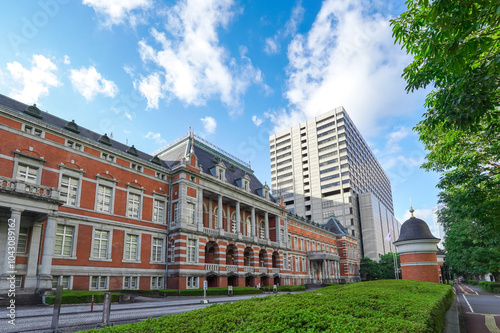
top-left (0, 0), bottom-right (442, 233)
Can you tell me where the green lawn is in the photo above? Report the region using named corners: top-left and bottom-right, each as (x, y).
top-left (80, 280), bottom-right (452, 333)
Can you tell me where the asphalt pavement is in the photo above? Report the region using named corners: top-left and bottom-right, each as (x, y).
top-left (455, 283), bottom-right (500, 333)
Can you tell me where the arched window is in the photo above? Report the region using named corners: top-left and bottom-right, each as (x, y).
top-left (244, 248), bottom-right (251, 266)
top-left (259, 221), bottom-right (265, 239)
top-left (213, 206), bottom-right (219, 227)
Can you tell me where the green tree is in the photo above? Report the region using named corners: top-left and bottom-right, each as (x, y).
top-left (359, 257), bottom-right (380, 281)
top-left (379, 253), bottom-right (401, 280)
top-left (392, 0), bottom-right (500, 278)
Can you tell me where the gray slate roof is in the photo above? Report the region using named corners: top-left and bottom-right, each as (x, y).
top-left (0, 94), bottom-right (169, 169)
top-left (323, 216), bottom-right (348, 235)
top-left (394, 217), bottom-right (439, 243)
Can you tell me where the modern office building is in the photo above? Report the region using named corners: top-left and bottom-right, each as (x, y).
top-left (269, 107), bottom-right (401, 260)
top-left (0, 94), bottom-right (360, 295)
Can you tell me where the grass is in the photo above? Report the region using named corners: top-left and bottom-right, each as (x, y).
top-left (80, 280), bottom-right (453, 333)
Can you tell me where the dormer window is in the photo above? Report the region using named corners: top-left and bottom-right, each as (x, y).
top-left (236, 173), bottom-right (251, 192)
top-left (209, 160), bottom-right (226, 182)
top-left (244, 180), bottom-right (249, 191)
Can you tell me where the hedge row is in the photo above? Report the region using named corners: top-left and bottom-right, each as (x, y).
top-left (45, 291), bottom-right (121, 305)
top-left (113, 287), bottom-right (263, 297)
top-left (466, 280), bottom-right (478, 285)
top-left (81, 280), bottom-right (453, 333)
top-left (259, 285), bottom-right (306, 292)
top-left (478, 281), bottom-right (500, 293)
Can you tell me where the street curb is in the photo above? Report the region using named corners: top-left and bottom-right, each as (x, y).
top-left (444, 295), bottom-right (460, 333)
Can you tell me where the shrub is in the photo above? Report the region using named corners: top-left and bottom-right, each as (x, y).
top-left (79, 280), bottom-right (453, 333)
top-left (478, 281), bottom-right (500, 293)
top-left (45, 291), bottom-right (121, 305)
top-left (467, 280), bottom-right (478, 285)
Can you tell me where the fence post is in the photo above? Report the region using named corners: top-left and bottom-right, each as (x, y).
top-left (51, 285), bottom-right (63, 332)
top-left (102, 292), bottom-right (111, 326)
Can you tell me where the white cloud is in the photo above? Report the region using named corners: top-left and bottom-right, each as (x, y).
top-left (4, 54), bottom-right (62, 104)
top-left (135, 72), bottom-right (163, 109)
top-left (83, 0), bottom-right (152, 27)
top-left (264, 1), bottom-right (304, 55)
top-left (70, 66), bottom-right (118, 100)
top-left (136, 0), bottom-right (263, 114)
top-left (252, 115), bottom-right (263, 127)
top-left (269, 0), bottom-right (424, 136)
top-left (63, 55), bottom-right (70, 65)
top-left (383, 126), bottom-right (412, 155)
top-left (145, 131), bottom-right (167, 145)
top-left (200, 116), bottom-right (217, 134)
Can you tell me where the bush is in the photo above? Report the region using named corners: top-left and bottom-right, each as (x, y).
top-left (45, 291), bottom-right (121, 305)
top-left (79, 280), bottom-right (453, 333)
top-left (259, 285), bottom-right (305, 292)
top-left (467, 280), bottom-right (478, 285)
top-left (155, 287), bottom-right (263, 297)
top-left (478, 281), bottom-right (500, 293)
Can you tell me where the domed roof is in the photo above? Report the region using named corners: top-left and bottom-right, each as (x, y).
top-left (394, 207), bottom-right (439, 243)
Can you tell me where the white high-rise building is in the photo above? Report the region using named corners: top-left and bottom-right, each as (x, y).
top-left (269, 107), bottom-right (401, 260)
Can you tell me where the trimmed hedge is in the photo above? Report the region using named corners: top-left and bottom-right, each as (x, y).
top-left (478, 281), bottom-right (500, 293)
top-left (259, 285), bottom-right (306, 292)
top-left (110, 287), bottom-right (263, 297)
top-left (466, 280), bottom-right (478, 285)
top-left (45, 291), bottom-right (121, 305)
top-left (80, 280), bottom-right (453, 333)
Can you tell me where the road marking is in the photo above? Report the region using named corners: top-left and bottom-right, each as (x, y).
top-left (485, 314), bottom-right (500, 333)
top-left (463, 294), bottom-right (474, 313)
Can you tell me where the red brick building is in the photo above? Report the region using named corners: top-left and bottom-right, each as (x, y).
top-left (0, 94), bottom-right (359, 293)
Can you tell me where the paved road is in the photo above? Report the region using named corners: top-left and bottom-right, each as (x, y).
top-left (0, 292), bottom-right (283, 332)
top-left (455, 283), bottom-right (500, 333)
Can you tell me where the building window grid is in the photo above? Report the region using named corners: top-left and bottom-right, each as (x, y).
top-left (187, 202), bottom-right (196, 224)
top-left (152, 276), bottom-right (164, 289)
top-left (96, 185), bottom-right (112, 212)
top-left (55, 225), bottom-right (74, 256)
top-left (124, 234), bottom-right (139, 260)
top-left (187, 239), bottom-right (196, 262)
top-left (60, 175), bottom-right (79, 206)
top-left (152, 237), bottom-right (163, 262)
top-left (17, 227), bottom-right (29, 254)
top-left (92, 230), bottom-right (109, 259)
top-left (91, 276), bottom-right (108, 289)
top-left (153, 199), bottom-right (165, 223)
top-left (128, 193), bottom-right (141, 218)
top-left (16, 164), bottom-right (38, 183)
top-left (124, 276), bottom-right (139, 289)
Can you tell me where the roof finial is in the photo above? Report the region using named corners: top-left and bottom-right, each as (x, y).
top-left (409, 198), bottom-right (415, 218)
top-left (249, 160), bottom-right (251, 168)
top-left (188, 124), bottom-right (191, 136)
top-left (190, 131), bottom-right (195, 155)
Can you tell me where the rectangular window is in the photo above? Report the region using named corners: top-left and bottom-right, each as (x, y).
top-left (52, 276), bottom-right (70, 289)
top-left (186, 202), bottom-right (195, 224)
top-left (15, 276), bottom-right (23, 288)
top-left (187, 277), bottom-right (198, 289)
top-left (187, 239), bottom-right (196, 262)
top-left (60, 175), bottom-right (79, 206)
top-left (124, 234), bottom-right (139, 260)
top-left (101, 153), bottom-right (115, 162)
top-left (16, 227), bottom-right (29, 254)
top-left (302, 258), bottom-right (306, 272)
top-left (172, 203), bottom-right (178, 223)
top-left (151, 276), bottom-right (164, 289)
top-left (91, 276), bottom-right (107, 290)
top-left (124, 276), bottom-right (139, 289)
top-left (128, 193), bottom-right (141, 218)
top-left (66, 140), bottom-right (83, 151)
top-left (55, 225), bottom-right (74, 256)
top-left (153, 199), bottom-right (165, 223)
top-left (283, 253), bottom-right (288, 269)
top-left (294, 236), bottom-right (298, 249)
top-left (93, 230), bottom-right (109, 259)
top-left (287, 234), bottom-right (291, 246)
top-left (16, 164), bottom-right (38, 183)
top-left (152, 237), bottom-right (163, 262)
top-left (96, 185), bottom-right (112, 212)
top-left (131, 163), bottom-right (143, 172)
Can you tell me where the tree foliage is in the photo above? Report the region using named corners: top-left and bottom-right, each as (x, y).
top-left (359, 253), bottom-right (400, 281)
top-left (392, 0), bottom-right (500, 278)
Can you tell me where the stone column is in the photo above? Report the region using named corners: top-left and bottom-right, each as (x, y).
top-left (38, 215), bottom-right (57, 289)
top-left (178, 182), bottom-right (187, 224)
top-left (251, 207), bottom-right (256, 238)
top-left (208, 199), bottom-right (213, 229)
top-left (276, 218), bottom-right (280, 243)
top-left (218, 195), bottom-right (223, 230)
top-left (24, 222), bottom-right (43, 290)
top-left (197, 188), bottom-right (204, 231)
top-left (235, 202), bottom-right (241, 234)
top-left (0, 209), bottom-right (23, 290)
top-left (264, 212), bottom-right (269, 240)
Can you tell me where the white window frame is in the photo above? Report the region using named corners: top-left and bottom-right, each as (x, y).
top-left (186, 201), bottom-right (196, 224)
top-left (187, 238), bottom-right (197, 263)
top-left (151, 276), bottom-right (164, 289)
top-left (302, 257), bottom-right (307, 272)
top-left (17, 227), bottom-right (29, 254)
top-left (23, 124), bottom-right (44, 137)
top-left (54, 224), bottom-right (77, 257)
top-left (123, 276), bottom-right (139, 289)
top-left (101, 152), bottom-right (115, 162)
top-left (127, 192), bottom-right (142, 219)
top-left (90, 227), bottom-right (112, 261)
top-left (90, 276), bottom-right (108, 290)
top-left (123, 233), bottom-right (140, 262)
top-left (95, 175), bottom-right (117, 213)
top-left (65, 139), bottom-right (83, 151)
top-left (152, 198), bottom-right (166, 224)
top-left (231, 213), bottom-right (236, 233)
top-left (59, 175), bottom-right (80, 207)
top-left (151, 236), bottom-right (165, 263)
top-left (52, 275), bottom-right (72, 290)
top-left (187, 276), bottom-right (198, 289)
